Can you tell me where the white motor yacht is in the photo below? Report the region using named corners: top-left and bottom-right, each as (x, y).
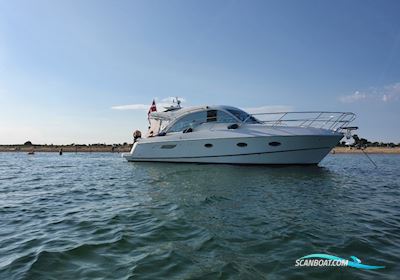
top-left (123, 102), bottom-right (356, 165)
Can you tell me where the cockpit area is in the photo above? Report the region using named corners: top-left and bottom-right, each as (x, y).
top-left (146, 106), bottom-right (259, 137)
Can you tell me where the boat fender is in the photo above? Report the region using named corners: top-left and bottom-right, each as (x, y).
top-left (228, 124), bottom-right (239, 129)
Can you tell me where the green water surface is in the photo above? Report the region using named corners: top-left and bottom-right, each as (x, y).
top-left (0, 153), bottom-right (399, 279)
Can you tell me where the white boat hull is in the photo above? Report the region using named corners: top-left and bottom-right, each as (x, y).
top-left (123, 134), bottom-right (342, 165)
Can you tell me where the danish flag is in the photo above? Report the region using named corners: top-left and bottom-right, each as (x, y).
top-left (148, 99), bottom-right (157, 120)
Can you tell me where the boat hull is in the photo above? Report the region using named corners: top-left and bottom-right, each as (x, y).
top-left (123, 134), bottom-right (342, 165)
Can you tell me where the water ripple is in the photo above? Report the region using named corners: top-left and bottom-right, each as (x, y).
top-left (0, 153), bottom-right (399, 279)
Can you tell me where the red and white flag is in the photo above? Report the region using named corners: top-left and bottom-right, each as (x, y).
top-left (147, 99), bottom-right (157, 120)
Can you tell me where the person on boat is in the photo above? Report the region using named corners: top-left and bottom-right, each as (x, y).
top-left (133, 130), bottom-right (142, 143)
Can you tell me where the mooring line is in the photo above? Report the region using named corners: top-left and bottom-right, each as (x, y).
top-left (362, 149), bottom-right (378, 168)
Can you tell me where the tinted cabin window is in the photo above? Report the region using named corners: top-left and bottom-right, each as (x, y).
top-left (207, 110), bottom-right (237, 123)
top-left (168, 111), bottom-right (207, 132)
top-left (226, 109), bottom-right (259, 123)
top-left (217, 111), bottom-right (237, 123)
top-left (207, 110), bottom-right (217, 122)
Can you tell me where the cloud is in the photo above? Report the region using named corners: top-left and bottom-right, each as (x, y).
top-left (339, 91), bottom-right (367, 103)
top-left (112, 100), bottom-right (293, 115)
top-left (111, 97), bottom-right (186, 111)
top-left (381, 83), bottom-right (400, 102)
top-left (111, 104), bottom-right (148, 110)
top-left (340, 82), bottom-right (400, 103)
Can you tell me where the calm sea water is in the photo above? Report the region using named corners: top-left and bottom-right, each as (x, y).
top-left (0, 152), bottom-right (399, 279)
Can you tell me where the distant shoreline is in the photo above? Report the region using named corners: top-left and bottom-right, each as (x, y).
top-left (332, 147), bottom-right (400, 154)
top-left (1, 145), bottom-right (399, 154)
top-left (0, 144), bottom-right (132, 153)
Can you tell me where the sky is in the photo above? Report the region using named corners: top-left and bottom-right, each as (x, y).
top-left (0, 0), bottom-right (400, 144)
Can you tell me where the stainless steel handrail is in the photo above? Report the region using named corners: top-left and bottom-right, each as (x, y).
top-left (250, 111), bottom-right (356, 131)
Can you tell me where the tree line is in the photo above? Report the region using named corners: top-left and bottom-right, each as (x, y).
top-left (337, 135), bottom-right (399, 148)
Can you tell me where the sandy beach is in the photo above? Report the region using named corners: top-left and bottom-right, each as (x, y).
top-left (332, 147), bottom-right (400, 154)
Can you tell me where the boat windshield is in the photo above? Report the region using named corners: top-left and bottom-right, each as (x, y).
top-left (226, 108), bottom-right (260, 123)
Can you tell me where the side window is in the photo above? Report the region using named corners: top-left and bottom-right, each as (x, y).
top-left (226, 109), bottom-right (259, 123)
top-left (168, 111), bottom-right (207, 132)
top-left (217, 111), bottom-right (237, 123)
top-left (207, 110), bottom-right (217, 122)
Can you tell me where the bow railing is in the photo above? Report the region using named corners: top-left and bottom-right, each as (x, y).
top-left (251, 111), bottom-right (356, 131)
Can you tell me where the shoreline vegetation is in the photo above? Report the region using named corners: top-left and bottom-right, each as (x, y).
top-left (0, 143), bottom-right (133, 153)
top-left (0, 143), bottom-right (399, 154)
